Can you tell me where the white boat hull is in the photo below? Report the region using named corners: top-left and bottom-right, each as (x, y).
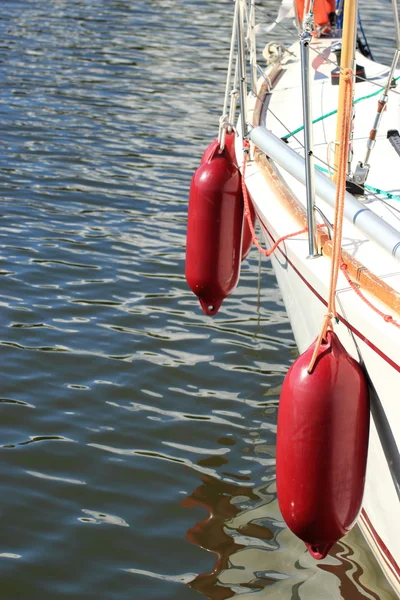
top-left (263, 222), bottom-right (400, 593)
top-left (238, 37), bottom-right (400, 593)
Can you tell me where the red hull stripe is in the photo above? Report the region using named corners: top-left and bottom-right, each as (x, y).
top-left (257, 218), bottom-right (400, 373)
top-left (360, 510), bottom-right (400, 581)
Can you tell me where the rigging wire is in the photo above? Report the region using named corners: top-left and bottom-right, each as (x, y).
top-left (270, 17), bottom-right (400, 96)
top-left (305, 43), bottom-right (400, 94)
top-left (252, 9), bottom-right (400, 208)
top-left (266, 104), bottom-right (400, 210)
top-left (218, 0), bottom-right (239, 150)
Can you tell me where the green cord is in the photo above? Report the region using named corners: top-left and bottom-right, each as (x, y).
top-left (280, 73), bottom-right (400, 201)
top-left (315, 164), bottom-right (400, 201)
top-left (282, 76), bottom-right (400, 140)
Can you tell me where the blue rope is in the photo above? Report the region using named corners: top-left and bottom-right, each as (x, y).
top-left (358, 10), bottom-right (374, 61)
top-left (335, 0), bottom-right (343, 29)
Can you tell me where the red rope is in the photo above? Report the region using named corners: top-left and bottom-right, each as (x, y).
top-left (241, 144), bottom-right (307, 256)
top-left (340, 261), bottom-right (400, 328)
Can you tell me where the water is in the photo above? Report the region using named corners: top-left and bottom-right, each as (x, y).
top-left (0, 1), bottom-right (397, 598)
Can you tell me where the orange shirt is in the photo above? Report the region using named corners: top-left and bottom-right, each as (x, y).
top-left (295, 0), bottom-right (336, 29)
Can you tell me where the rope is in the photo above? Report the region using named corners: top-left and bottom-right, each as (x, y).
top-left (308, 68), bottom-right (354, 373)
top-left (315, 164), bottom-right (400, 201)
top-left (219, 0), bottom-right (239, 150)
top-left (364, 184), bottom-right (400, 201)
top-left (282, 109), bottom-right (337, 140)
top-left (357, 10), bottom-right (374, 61)
top-left (241, 133), bottom-right (400, 345)
top-left (241, 142), bottom-right (308, 255)
top-left (340, 261), bottom-right (400, 328)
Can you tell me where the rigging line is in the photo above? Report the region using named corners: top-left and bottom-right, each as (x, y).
top-left (262, 68), bottom-right (400, 206)
top-left (256, 64), bottom-right (344, 172)
top-left (307, 44), bottom-right (400, 95)
top-left (272, 17), bottom-right (300, 37)
top-left (380, 202), bottom-right (400, 222)
top-left (266, 104), bottom-right (400, 210)
top-left (362, 191), bottom-right (400, 215)
top-left (266, 105), bottom-right (338, 174)
top-left (315, 164), bottom-right (400, 210)
top-left (307, 68), bottom-right (354, 373)
top-left (219, 0), bottom-right (239, 149)
top-left (266, 105), bottom-right (307, 152)
top-left (282, 72), bottom-right (400, 140)
top-left (357, 10), bottom-right (373, 61)
top-left (270, 18), bottom-right (400, 95)
top-left (267, 104), bottom-right (339, 175)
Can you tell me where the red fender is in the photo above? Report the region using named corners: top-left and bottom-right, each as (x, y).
top-left (201, 134), bottom-right (255, 262)
top-left (185, 132), bottom-right (244, 315)
top-left (276, 330), bottom-right (369, 559)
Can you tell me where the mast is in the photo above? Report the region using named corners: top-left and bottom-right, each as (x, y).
top-left (333, 0), bottom-right (357, 179)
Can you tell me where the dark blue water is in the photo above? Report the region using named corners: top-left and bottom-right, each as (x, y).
top-left (0, 1), bottom-right (397, 598)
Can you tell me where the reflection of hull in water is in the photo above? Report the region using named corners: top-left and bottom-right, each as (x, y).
top-left (183, 472), bottom-right (396, 599)
top-left (182, 475), bottom-right (258, 599)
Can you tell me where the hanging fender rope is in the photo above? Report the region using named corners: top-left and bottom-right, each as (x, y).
top-left (219, 0), bottom-right (239, 150)
top-left (307, 68), bottom-right (353, 372)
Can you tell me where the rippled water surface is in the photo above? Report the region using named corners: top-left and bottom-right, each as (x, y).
top-left (0, 1), bottom-right (398, 599)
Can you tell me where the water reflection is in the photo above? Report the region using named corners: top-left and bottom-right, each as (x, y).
top-left (183, 475), bottom-right (257, 599)
top-left (184, 467), bottom-right (397, 599)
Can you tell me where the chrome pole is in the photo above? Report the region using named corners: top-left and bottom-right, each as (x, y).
top-left (300, 31), bottom-right (319, 257)
top-left (236, 0), bottom-right (247, 140)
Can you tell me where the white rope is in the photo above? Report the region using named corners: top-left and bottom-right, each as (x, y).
top-left (246, 0), bottom-right (257, 93)
top-left (228, 60), bottom-right (239, 128)
top-left (219, 0), bottom-right (239, 150)
top-left (263, 41), bottom-right (287, 65)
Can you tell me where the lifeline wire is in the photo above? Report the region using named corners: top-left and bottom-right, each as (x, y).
top-left (271, 17), bottom-right (400, 95)
top-left (282, 74), bottom-right (400, 140)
